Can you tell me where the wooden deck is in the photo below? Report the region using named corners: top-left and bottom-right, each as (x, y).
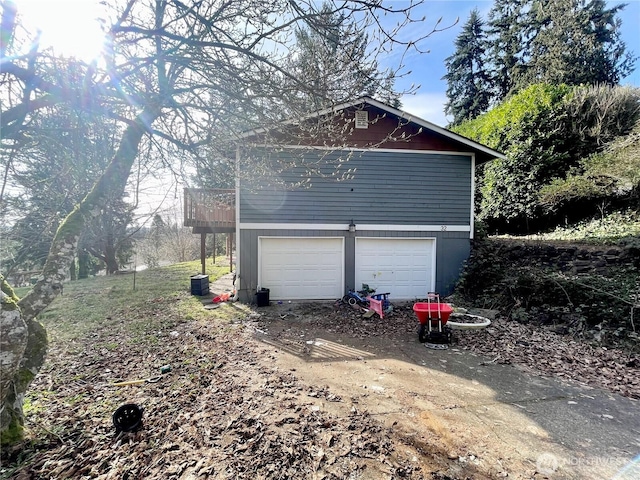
top-left (183, 188), bottom-right (236, 233)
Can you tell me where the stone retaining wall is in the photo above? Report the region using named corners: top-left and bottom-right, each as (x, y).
top-left (489, 241), bottom-right (640, 275)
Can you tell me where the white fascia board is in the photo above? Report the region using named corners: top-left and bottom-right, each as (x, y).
top-left (239, 223), bottom-right (470, 232)
top-left (357, 224), bottom-right (470, 232)
top-left (245, 144), bottom-right (476, 157)
top-left (241, 223), bottom-right (346, 231)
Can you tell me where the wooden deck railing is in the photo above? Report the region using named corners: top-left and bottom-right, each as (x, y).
top-left (183, 188), bottom-right (235, 230)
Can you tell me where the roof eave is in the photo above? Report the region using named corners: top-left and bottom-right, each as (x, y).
top-left (238, 96), bottom-right (506, 161)
top-left (361, 97), bottom-right (506, 161)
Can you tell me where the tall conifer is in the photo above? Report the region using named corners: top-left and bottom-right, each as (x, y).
top-left (523, 0), bottom-right (635, 86)
top-left (442, 9), bottom-right (493, 125)
top-left (487, 0), bottom-right (529, 100)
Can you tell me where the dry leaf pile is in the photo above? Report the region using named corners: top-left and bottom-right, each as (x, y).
top-left (4, 292), bottom-right (637, 479)
top-left (454, 317), bottom-right (640, 400)
top-left (255, 302), bottom-right (420, 339)
top-left (2, 297), bottom-right (452, 479)
top-left (256, 301), bottom-right (640, 400)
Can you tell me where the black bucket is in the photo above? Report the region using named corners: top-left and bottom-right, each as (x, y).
top-left (113, 403), bottom-right (144, 433)
top-left (256, 288), bottom-right (270, 307)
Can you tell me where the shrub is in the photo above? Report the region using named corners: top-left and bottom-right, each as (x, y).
top-left (455, 84), bottom-right (640, 233)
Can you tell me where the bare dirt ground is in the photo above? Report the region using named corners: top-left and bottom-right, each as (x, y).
top-left (249, 300), bottom-right (640, 480)
top-left (1, 297), bottom-right (486, 480)
top-left (2, 292), bottom-right (638, 479)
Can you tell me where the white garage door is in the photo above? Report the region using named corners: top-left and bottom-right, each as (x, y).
top-left (259, 237), bottom-right (344, 300)
top-left (355, 238), bottom-right (435, 300)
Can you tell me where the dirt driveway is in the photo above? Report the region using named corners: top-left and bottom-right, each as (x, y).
top-left (248, 301), bottom-right (640, 480)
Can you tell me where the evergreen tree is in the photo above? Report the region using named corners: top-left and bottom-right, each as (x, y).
top-left (287, 2), bottom-right (400, 111)
top-left (443, 9), bottom-right (493, 125)
top-left (487, 0), bottom-right (529, 101)
top-left (6, 102), bottom-right (112, 274)
top-left (524, 0), bottom-right (635, 86)
top-left (4, 61), bottom-right (134, 278)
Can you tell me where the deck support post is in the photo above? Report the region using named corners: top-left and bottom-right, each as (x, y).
top-left (201, 233), bottom-right (206, 274)
top-left (228, 234), bottom-right (233, 272)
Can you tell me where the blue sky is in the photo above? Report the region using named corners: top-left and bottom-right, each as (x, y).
top-left (17, 0), bottom-right (637, 128)
top-left (386, 0), bottom-right (640, 126)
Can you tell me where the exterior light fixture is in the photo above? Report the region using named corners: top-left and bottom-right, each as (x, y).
top-left (349, 220), bottom-right (356, 233)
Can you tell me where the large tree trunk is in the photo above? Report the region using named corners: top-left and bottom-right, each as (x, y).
top-left (78, 250), bottom-right (91, 279)
top-left (104, 234), bottom-right (120, 275)
top-left (0, 113), bottom-right (156, 445)
top-left (69, 258), bottom-right (77, 281)
top-left (0, 280), bottom-right (29, 445)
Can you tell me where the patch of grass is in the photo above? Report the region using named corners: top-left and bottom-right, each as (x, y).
top-left (210, 302), bottom-right (254, 323)
top-left (4, 261), bottom-right (250, 475)
top-left (98, 342), bottom-right (119, 352)
top-left (63, 393), bottom-right (86, 407)
top-left (20, 264), bottom-right (233, 373)
top-left (13, 286), bottom-right (31, 299)
top-left (22, 397), bottom-right (44, 416)
top-left (32, 261), bottom-right (232, 342)
top-left (494, 209), bottom-right (640, 245)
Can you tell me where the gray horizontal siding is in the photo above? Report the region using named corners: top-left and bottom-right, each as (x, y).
top-left (239, 149), bottom-right (472, 225)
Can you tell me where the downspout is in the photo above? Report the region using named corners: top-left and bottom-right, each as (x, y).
top-left (230, 145), bottom-right (240, 302)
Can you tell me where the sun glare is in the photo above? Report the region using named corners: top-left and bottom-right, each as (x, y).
top-left (16, 0), bottom-right (106, 61)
